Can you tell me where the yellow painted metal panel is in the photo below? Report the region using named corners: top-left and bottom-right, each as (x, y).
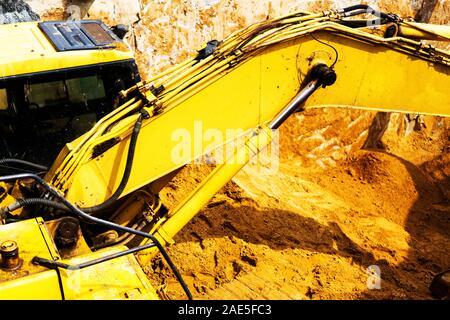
top-left (0, 218), bottom-right (57, 283)
top-left (0, 219), bottom-right (158, 300)
top-left (0, 22), bottom-right (134, 78)
top-left (65, 57), bottom-right (262, 207)
top-left (0, 271), bottom-right (62, 300)
top-left (60, 246), bottom-right (159, 300)
top-left (399, 23), bottom-right (450, 41)
top-left (259, 32), bottom-right (450, 118)
top-left (0, 218), bottom-right (62, 300)
top-left (300, 33), bottom-right (450, 116)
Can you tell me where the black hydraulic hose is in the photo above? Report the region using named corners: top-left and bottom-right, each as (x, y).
top-left (33, 243), bottom-right (156, 271)
top-left (0, 198), bottom-right (70, 216)
top-left (0, 158), bottom-right (48, 172)
top-left (82, 111), bottom-right (147, 214)
top-left (2, 111), bottom-right (147, 215)
top-left (341, 4), bottom-right (373, 12)
top-left (340, 19), bottom-right (386, 28)
top-left (339, 4), bottom-right (390, 19)
top-left (0, 172), bottom-right (193, 300)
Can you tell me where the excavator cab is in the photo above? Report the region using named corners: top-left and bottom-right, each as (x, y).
top-left (0, 20), bottom-right (141, 167)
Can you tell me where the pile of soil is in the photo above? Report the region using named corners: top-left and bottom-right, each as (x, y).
top-left (145, 114), bottom-right (449, 300)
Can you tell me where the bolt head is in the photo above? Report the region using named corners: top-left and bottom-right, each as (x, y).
top-left (0, 240), bottom-right (18, 253)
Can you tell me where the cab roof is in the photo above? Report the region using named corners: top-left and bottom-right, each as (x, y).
top-left (0, 20), bottom-right (135, 80)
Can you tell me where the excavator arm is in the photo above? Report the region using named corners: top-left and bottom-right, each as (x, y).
top-left (0, 5), bottom-right (449, 300)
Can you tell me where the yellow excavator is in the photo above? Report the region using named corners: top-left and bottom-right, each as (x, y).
top-left (0, 4), bottom-right (449, 300)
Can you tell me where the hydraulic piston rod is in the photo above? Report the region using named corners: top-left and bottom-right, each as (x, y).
top-left (269, 64), bottom-right (337, 130)
top-left (269, 80), bottom-right (320, 130)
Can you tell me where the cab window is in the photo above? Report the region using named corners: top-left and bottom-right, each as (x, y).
top-left (0, 60), bottom-right (141, 166)
top-left (27, 80), bottom-right (67, 109)
top-left (67, 75), bottom-right (106, 104)
top-left (26, 75), bottom-right (106, 110)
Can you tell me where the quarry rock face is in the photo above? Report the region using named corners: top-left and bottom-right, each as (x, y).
top-left (23, 0), bottom-right (450, 76)
top-left (0, 0), bottom-right (40, 24)
top-left (25, 0), bottom-right (141, 24)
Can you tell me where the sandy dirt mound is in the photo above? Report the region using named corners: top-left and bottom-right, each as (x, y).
top-left (144, 113), bottom-right (450, 300)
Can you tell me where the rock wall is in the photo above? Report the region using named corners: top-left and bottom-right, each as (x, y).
top-left (23, 0), bottom-right (450, 77)
top-left (0, 0), bottom-right (40, 23)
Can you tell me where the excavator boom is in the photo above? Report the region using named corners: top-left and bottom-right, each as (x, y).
top-left (50, 7), bottom-right (450, 209)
